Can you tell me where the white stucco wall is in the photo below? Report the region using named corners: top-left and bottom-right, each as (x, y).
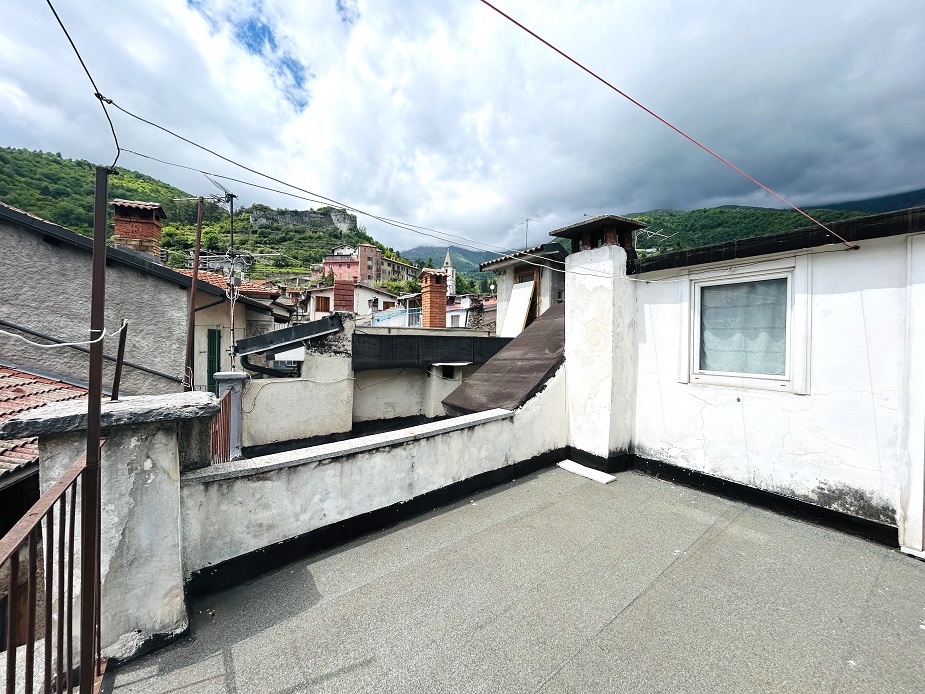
top-left (180, 365), bottom-right (568, 575)
top-left (352, 365), bottom-right (478, 422)
top-left (241, 325), bottom-right (354, 447)
top-left (564, 245), bottom-right (636, 459)
top-left (630, 235), bottom-right (924, 536)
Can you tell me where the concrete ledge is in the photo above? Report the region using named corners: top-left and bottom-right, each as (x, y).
top-left (181, 408), bottom-right (514, 485)
top-left (187, 447), bottom-right (567, 596)
top-left (0, 391), bottom-right (219, 438)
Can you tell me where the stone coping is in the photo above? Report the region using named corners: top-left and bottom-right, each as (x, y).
top-left (182, 408), bottom-right (514, 485)
top-left (0, 391), bottom-right (220, 439)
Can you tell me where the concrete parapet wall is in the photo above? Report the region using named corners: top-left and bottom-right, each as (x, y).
top-left (180, 366), bottom-right (568, 576)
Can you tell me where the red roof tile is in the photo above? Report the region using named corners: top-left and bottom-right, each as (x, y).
top-left (0, 366), bottom-right (91, 479)
top-left (176, 269), bottom-right (281, 298)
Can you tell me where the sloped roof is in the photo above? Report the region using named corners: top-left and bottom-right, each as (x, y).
top-left (175, 269), bottom-right (281, 298)
top-left (442, 303), bottom-right (565, 415)
top-left (480, 242), bottom-right (568, 270)
top-left (548, 214), bottom-right (646, 240)
top-left (0, 364), bottom-right (90, 481)
top-left (112, 199), bottom-right (167, 219)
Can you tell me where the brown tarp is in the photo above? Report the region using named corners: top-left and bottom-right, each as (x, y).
top-left (442, 303), bottom-right (565, 416)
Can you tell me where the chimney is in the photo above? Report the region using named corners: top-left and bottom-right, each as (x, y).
top-left (112, 199), bottom-right (167, 260)
top-left (333, 279), bottom-right (354, 313)
top-left (420, 269), bottom-right (448, 328)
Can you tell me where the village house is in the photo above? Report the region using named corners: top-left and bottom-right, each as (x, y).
top-left (0, 200), bottom-right (275, 396)
top-left (480, 240), bottom-right (568, 336)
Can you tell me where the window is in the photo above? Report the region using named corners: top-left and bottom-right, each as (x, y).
top-left (696, 277), bottom-right (788, 376)
top-left (681, 258), bottom-right (810, 392)
top-left (315, 295), bottom-right (331, 312)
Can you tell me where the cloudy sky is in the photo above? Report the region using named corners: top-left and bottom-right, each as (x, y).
top-left (2, 0), bottom-right (923, 252)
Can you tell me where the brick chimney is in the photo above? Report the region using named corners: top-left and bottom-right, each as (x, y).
top-left (333, 279), bottom-right (354, 312)
top-left (112, 200), bottom-right (167, 260)
top-left (420, 269), bottom-right (447, 328)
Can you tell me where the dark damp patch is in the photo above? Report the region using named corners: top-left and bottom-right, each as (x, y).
top-left (809, 482), bottom-right (896, 525)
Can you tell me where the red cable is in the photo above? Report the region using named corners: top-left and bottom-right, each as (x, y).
top-left (478, 0), bottom-right (859, 249)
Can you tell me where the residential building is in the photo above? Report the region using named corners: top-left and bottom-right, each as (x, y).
top-left (551, 207), bottom-right (925, 557)
top-left (382, 256), bottom-right (419, 283)
top-left (299, 282), bottom-right (398, 322)
top-left (0, 200), bottom-right (273, 396)
top-left (480, 241), bottom-right (569, 336)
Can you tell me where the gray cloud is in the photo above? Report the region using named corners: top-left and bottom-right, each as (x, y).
top-left (1, 0), bottom-right (922, 253)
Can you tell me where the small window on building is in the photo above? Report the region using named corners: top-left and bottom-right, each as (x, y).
top-left (450, 314), bottom-right (460, 327)
top-left (316, 295), bottom-right (331, 312)
top-left (693, 276), bottom-right (788, 378)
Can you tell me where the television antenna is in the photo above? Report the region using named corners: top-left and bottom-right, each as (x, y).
top-left (204, 174), bottom-right (239, 249)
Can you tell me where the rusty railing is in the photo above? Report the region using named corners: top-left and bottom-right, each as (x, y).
top-left (211, 391), bottom-right (231, 466)
top-left (0, 450), bottom-right (104, 694)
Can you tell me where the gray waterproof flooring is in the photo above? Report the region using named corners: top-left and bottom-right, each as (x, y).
top-left (109, 467), bottom-right (925, 693)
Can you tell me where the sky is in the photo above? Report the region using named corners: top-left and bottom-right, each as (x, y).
top-left (1, 0), bottom-right (923, 252)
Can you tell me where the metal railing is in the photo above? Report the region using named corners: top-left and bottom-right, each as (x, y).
top-left (211, 391), bottom-right (231, 466)
top-left (0, 450), bottom-right (104, 693)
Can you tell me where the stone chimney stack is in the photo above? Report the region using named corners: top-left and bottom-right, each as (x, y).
top-left (333, 279), bottom-right (355, 313)
top-left (112, 199), bottom-right (167, 260)
top-left (420, 268), bottom-right (448, 328)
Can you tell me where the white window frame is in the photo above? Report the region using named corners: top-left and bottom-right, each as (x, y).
top-left (678, 256), bottom-right (811, 393)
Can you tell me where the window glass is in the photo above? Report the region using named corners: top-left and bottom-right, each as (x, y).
top-left (699, 278), bottom-right (786, 376)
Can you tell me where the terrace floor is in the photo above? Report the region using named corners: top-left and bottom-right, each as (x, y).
top-left (108, 467), bottom-right (925, 693)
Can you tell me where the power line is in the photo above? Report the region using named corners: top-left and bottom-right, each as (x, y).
top-left (122, 146), bottom-right (572, 270)
top-left (121, 148), bottom-right (613, 279)
top-left (477, 0), bottom-right (859, 250)
top-left (44, 0), bottom-right (121, 169)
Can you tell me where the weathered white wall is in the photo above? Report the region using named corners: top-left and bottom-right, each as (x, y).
top-left (242, 375), bottom-right (353, 446)
top-left (564, 245), bottom-right (636, 459)
top-left (631, 235), bottom-right (924, 533)
top-left (180, 366), bottom-right (568, 574)
top-left (39, 424), bottom-right (187, 659)
top-left (352, 365), bottom-right (478, 422)
top-left (241, 321), bottom-right (354, 447)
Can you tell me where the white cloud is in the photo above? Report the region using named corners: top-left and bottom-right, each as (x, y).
top-left (1, 0), bottom-right (922, 253)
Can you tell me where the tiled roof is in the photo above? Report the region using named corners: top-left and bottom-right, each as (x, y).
top-left (480, 242), bottom-right (568, 270)
top-left (176, 269), bottom-right (281, 298)
top-left (112, 199), bottom-right (167, 219)
top-left (0, 200), bottom-right (72, 234)
top-left (548, 213), bottom-right (646, 239)
top-left (0, 365), bottom-right (90, 479)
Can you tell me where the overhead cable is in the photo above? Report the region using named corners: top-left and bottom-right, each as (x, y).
top-left (477, 0), bottom-right (859, 250)
top-left (45, 0), bottom-right (121, 169)
top-left (121, 148), bottom-right (614, 279)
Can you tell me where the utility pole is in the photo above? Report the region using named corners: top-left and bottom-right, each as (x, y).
top-left (182, 196), bottom-right (204, 390)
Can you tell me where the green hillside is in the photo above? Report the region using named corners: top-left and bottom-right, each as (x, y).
top-left (0, 148), bottom-right (409, 277)
top-left (2, 147), bottom-right (915, 284)
top-left (626, 206), bottom-right (870, 255)
top-left (0, 147), bottom-right (218, 234)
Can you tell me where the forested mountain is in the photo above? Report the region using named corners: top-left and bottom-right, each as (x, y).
top-left (402, 246), bottom-right (496, 273)
top-left (0, 148), bottom-right (405, 274)
top-left (626, 206), bottom-right (870, 254)
top-left (2, 147), bottom-right (920, 279)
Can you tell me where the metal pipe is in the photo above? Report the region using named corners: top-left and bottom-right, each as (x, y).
top-left (79, 165), bottom-right (108, 693)
top-left (184, 198), bottom-right (204, 390)
top-left (110, 319), bottom-right (128, 401)
top-left (0, 319), bottom-right (183, 384)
